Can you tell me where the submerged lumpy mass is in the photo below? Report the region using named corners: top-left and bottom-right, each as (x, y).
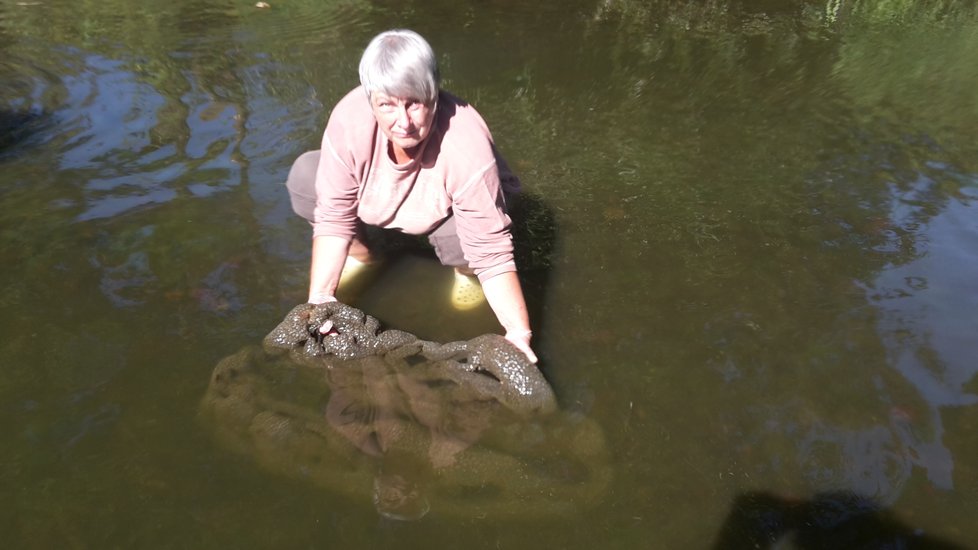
top-left (200, 302), bottom-right (610, 520)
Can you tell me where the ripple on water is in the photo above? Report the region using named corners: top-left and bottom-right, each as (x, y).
top-left (235, 1), bottom-right (376, 49)
top-left (0, 49), bottom-right (63, 156)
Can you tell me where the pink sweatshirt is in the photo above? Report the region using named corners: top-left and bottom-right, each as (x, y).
top-left (313, 86), bottom-right (520, 282)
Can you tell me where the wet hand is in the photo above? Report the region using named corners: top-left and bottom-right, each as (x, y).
top-left (306, 293), bottom-right (338, 334)
top-left (307, 292), bottom-right (336, 305)
top-left (505, 330), bottom-right (538, 364)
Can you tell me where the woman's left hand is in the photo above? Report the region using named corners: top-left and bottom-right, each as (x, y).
top-left (505, 330), bottom-right (538, 364)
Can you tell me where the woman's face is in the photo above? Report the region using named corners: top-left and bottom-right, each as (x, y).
top-left (369, 91), bottom-right (436, 160)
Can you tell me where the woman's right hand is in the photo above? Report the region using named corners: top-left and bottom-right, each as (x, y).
top-left (306, 293), bottom-right (338, 334)
top-left (307, 292), bottom-right (337, 304)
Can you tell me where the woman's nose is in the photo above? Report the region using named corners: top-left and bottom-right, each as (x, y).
top-left (395, 106), bottom-right (411, 128)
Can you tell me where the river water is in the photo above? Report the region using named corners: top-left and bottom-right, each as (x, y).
top-left (2, 0), bottom-right (977, 548)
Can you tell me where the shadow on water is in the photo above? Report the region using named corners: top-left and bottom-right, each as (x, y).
top-left (0, 108), bottom-right (49, 157)
top-left (508, 191), bottom-right (558, 334)
top-left (713, 491), bottom-right (968, 550)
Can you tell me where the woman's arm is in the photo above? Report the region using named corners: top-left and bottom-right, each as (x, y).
top-left (307, 96), bottom-right (368, 303)
top-left (481, 270), bottom-right (538, 363)
top-left (307, 235), bottom-right (350, 303)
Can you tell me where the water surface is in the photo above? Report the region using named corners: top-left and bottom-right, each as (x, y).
top-left (2, 0), bottom-right (978, 547)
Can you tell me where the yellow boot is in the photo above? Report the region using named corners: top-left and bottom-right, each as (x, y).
top-left (336, 256), bottom-right (381, 300)
top-left (451, 270), bottom-right (485, 311)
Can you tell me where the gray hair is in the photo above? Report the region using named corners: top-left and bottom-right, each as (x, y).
top-left (359, 29), bottom-right (440, 105)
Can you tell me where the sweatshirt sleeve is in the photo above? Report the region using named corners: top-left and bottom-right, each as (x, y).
top-left (452, 159), bottom-right (517, 282)
top-left (311, 96), bottom-right (366, 241)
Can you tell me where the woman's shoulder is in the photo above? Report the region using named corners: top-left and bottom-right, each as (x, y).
top-left (334, 86), bottom-right (370, 109)
top-left (435, 91), bottom-right (495, 161)
top-left (327, 87), bottom-right (375, 126)
top-left (325, 86), bottom-right (376, 144)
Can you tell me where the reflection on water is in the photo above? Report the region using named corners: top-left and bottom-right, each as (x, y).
top-left (2, 0), bottom-right (978, 547)
top-left (865, 190), bottom-right (978, 487)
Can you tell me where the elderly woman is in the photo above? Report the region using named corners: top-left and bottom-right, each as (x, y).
top-left (285, 29), bottom-right (536, 363)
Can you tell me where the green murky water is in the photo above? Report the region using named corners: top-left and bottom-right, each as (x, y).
top-left (2, 0), bottom-right (978, 547)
